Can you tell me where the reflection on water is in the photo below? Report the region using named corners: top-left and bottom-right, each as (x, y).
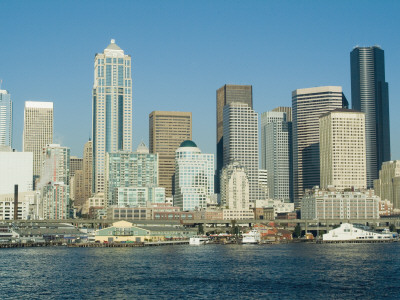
top-left (1, 243), bottom-right (399, 299)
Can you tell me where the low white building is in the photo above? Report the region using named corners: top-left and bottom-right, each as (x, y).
top-left (222, 209), bottom-right (254, 220)
top-left (301, 187), bottom-right (380, 220)
top-left (323, 223), bottom-right (395, 241)
top-left (0, 191), bottom-right (40, 220)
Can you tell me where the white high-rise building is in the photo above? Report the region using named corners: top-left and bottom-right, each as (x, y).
top-left (23, 101), bottom-right (53, 185)
top-left (223, 102), bottom-right (260, 203)
top-left (292, 86), bottom-right (345, 208)
top-left (220, 161), bottom-right (249, 210)
top-left (0, 90), bottom-right (12, 148)
top-left (0, 149), bottom-right (33, 195)
top-left (174, 140), bottom-right (214, 211)
top-left (261, 111), bottom-right (291, 201)
top-left (92, 39), bottom-right (132, 194)
top-left (319, 109), bottom-right (366, 190)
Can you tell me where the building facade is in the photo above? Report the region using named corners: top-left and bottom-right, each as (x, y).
top-left (374, 160), bottom-right (400, 209)
top-left (292, 86), bottom-right (345, 208)
top-left (117, 187), bottom-right (165, 207)
top-left (216, 84), bottom-right (252, 193)
top-left (149, 111), bottom-right (192, 198)
top-left (83, 140), bottom-right (93, 205)
top-left (174, 140), bottom-right (214, 211)
top-left (0, 149), bottom-right (33, 195)
top-left (261, 110), bottom-right (292, 201)
top-left (319, 109), bottom-right (366, 190)
top-left (301, 187), bottom-right (380, 220)
top-left (92, 39), bottom-right (132, 194)
top-left (220, 161), bottom-right (250, 210)
top-left (105, 142), bottom-right (159, 207)
top-left (41, 182), bottom-right (69, 219)
top-left (23, 101), bottom-right (53, 185)
top-left (223, 102), bottom-right (260, 204)
top-left (0, 90), bottom-right (12, 147)
top-left (351, 46), bottom-right (390, 188)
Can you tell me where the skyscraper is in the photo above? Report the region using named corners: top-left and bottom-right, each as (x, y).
top-left (92, 39), bottom-right (132, 194)
top-left (216, 84), bottom-right (252, 193)
top-left (174, 140), bottom-right (214, 211)
top-left (149, 111), bottom-right (192, 198)
top-left (83, 140), bottom-right (93, 206)
top-left (351, 46), bottom-right (390, 187)
top-left (23, 101), bottom-right (53, 186)
top-left (223, 102), bottom-right (259, 204)
top-left (319, 109), bottom-right (366, 190)
top-left (0, 90), bottom-right (12, 148)
top-left (292, 86), bottom-right (344, 208)
top-left (261, 111), bottom-right (291, 201)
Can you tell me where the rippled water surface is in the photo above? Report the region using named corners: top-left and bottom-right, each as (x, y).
top-left (1, 243), bottom-right (399, 299)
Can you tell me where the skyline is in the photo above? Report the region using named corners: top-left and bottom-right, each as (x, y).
top-left (1, 1), bottom-right (400, 159)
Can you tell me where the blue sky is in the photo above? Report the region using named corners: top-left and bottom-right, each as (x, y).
top-left (1, 0), bottom-right (399, 159)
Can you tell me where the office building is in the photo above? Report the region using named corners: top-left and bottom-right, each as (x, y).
top-left (105, 142), bottom-right (159, 207)
top-left (374, 161), bottom-right (400, 209)
top-left (70, 156), bottom-right (83, 177)
top-left (149, 111), bottom-right (192, 198)
top-left (351, 46), bottom-right (390, 187)
top-left (292, 86), bottom-right (345, 208)
top-left (174, 140), bottom-right (214, 211)
top-left (223, 102), bottom-right (260, 203)
top-left (272, 106), bottom-right (292, 122)
top-left (92, 39), bottom-right (132, 194)
top-left (216, 84), bottom-right (252, 193)
top-left (0, 90), bottom-right (12, 147)
top-left (23, 101), bottom-right (53, 185)
top-left (319, 109), bottom-right (366, 190)
top-left (39, 144), bottom-right (70, 220)
top-left (0, 149), bottom-right (33, 195)
top-left (117, 187), bottom-right (165, 207)
top-left (261, 110), bottom-right (291, 201)
top-left (83, 140), bottom-right (93, 204)
top-left (220, 161), bottom-right (249, 210)
top-left (301, 187), bottom-right (379, 220)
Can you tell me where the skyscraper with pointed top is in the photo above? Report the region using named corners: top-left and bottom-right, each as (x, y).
top-left (92, 39), bottom-right (132, 194)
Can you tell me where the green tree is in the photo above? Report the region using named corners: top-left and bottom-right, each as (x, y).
top-left (198, 223), bottom-right (204, 235)
top-left (389, 224), bottom-right (396, 232)
top-left (293, 224), bottom-right (302, 238)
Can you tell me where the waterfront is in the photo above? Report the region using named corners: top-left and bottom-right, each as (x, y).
top-left (1, 243), bottom-right (399, 299)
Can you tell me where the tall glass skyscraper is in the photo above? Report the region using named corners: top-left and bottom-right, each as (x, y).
top-left (0, 90), bottom-right (12, 148)
top-left (351, 46), bottom-right (390, 188)
top-left (216, 84), bottom-right (252, 193)
top-left (92, 39), bottom-right (132, 194)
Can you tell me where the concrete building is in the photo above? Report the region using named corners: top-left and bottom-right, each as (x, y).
top-left (0, 149), bottom-right (33, 195)
top-left (72, 169), bottom-right (85, 208)
top-left (319, 109), bottom-right (366, 190)
top-left (220, 161), bottom-right (249, 210)
top-left (117, 187), bottom-right (165, 207)
top-left (23, 101), bottom-right (53, 186)
top-left (92, 39), bottom-right (132, 194)
top-left (223, 102), bottom-right (260, 204)
top-left (351, 46), bottom-right (390, 188)
top-left (0, 191), bottom-right (39, 220)
top-left (216, 84), bottom-right (252, 193)
top-left (272, 106), bottom-right (292, 122)
top-left (105, 142), bottom-right (160, 207)
top-left (70, 156), bottom-right (83, 178)
top-left (174, 140), bottom-right (214, 211)
top-left (83, 140), bottom-right (93, 206)
top-left (261, 110), bottom-right (292, 201)
top-left (292, 86), bottom-right (345, 208)
top-left (38, 144), bottom-right (70, 220)
top-left (301, 187), bottom-right (379, 220)
top-left (149, 111), bottom-right (192, 198)
top-left (0, 90), bottom-right (12, 147)
top-left (374, 160), bottom-right (400, 209)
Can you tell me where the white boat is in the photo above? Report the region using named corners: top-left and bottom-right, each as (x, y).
top-left (323, 223), bottom-right (397, 241)
top-left (242, 229), bottom-right (261, 244)
top-left (189, 236), bottom-right (209, 245)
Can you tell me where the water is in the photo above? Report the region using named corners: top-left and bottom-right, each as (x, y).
top-left (1, 243), bottom-right (399, 299)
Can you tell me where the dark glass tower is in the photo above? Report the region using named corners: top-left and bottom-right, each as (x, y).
top-left (216, 84), bottom-right (252, 194)
top-left (351, 46), bottom-right (390, 188)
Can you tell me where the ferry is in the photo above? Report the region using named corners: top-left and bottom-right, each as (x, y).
top-left (242, 229), bottom-right (261, 244)
top-left (189, 236), bottom-right (209, 245)
top-left (323, 223), bottom-right (397, 241)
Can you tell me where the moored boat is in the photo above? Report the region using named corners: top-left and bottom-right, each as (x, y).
top-left (242, 229), bottom-right (261, 244)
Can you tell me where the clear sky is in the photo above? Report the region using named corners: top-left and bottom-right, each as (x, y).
top-left (1, 0), bottom-right (399, 159)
